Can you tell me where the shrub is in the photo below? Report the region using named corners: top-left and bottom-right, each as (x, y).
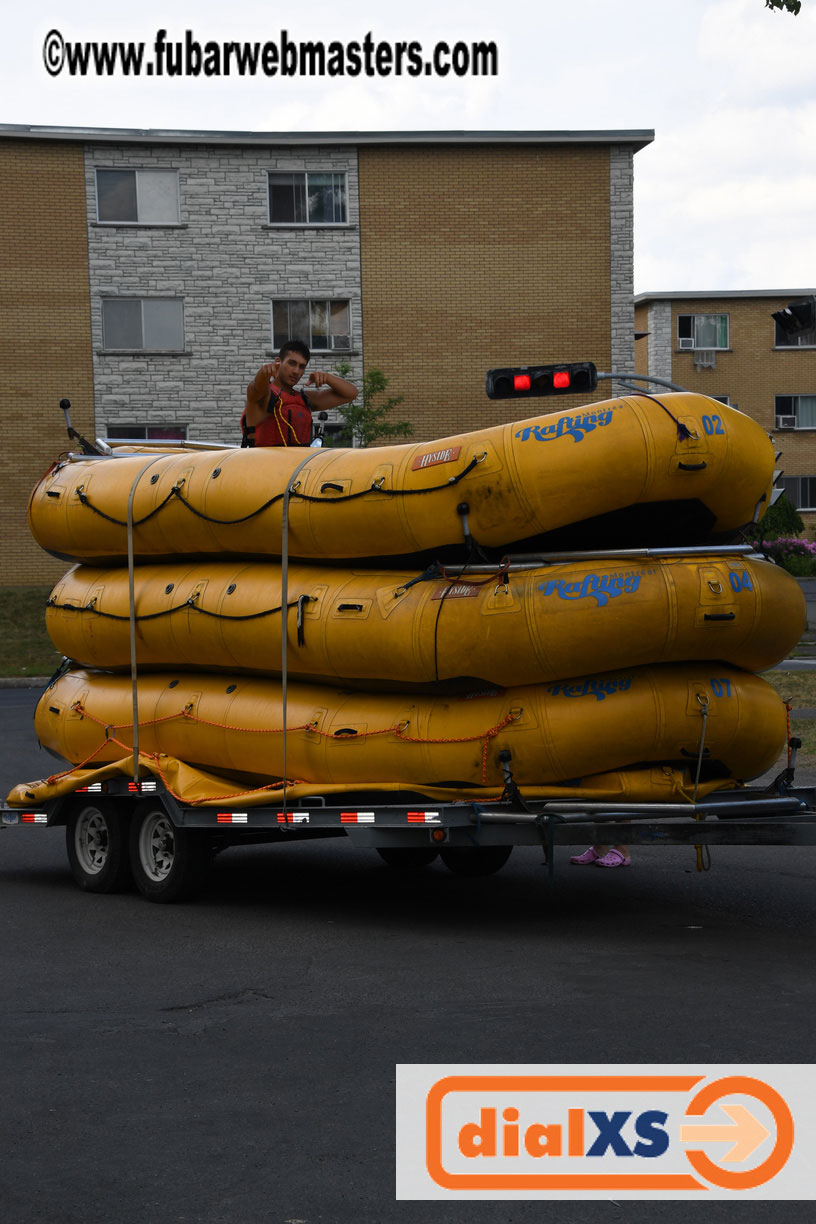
top-left (747, 494), bottom-right (805, 542)
top-left (757, 537), bottom-right (816, 576)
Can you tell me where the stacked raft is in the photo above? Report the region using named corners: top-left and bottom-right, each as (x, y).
top-left (12, 391), bottom-right (805, 806)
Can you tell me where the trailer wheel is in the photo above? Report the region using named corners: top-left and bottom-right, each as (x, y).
top-left (129, 803), bottom-right (210, 903)
top-left (439, 845), bottom-right (512, 877)
top-left (376, 847), bottom-right (439, 870)
top-left (66, 802), bottom-right (132, 894)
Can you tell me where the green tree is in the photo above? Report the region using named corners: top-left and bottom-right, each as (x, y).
top-left (765, 1), bottom-right (801, 13)
top-left (745, 493), bottom-right (805, 542)
top-left (333, 362), bottom-right (414, 447)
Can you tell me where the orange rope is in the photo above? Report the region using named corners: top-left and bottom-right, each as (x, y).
top-left (46, 730), bottom-right (135, 784)
top-left (147, 756), bottom-right (306, 804)
top-left (67, 702), bottom-right (522, 786)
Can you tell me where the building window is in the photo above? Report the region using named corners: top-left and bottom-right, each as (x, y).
top-left (96, 169), bottom-right (179, 224)
top-left (105, 425), bottom-right (188, 442)
top-left (779, 476), bottom-right (816, 511)
top-left (775, 395), bottom-right (816, 430)
top-left (102, 299), bottom-right (185, 351)
top-left (268, 172), bottom-right (347, 224)
top-left (709, 395), bottom-right (730, 405)
top-left (774, 320), bottom-right (816, 347)
top-left (272, 300), bottom-right (351, 351)
top-left (677, 314), bottom-right (729, 350)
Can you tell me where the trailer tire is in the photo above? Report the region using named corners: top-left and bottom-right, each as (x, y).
top-left (129, 803), bottom-right (210, 903)
top-left (439, 845), bottom-right (512, 876)
top-left (376, 847), bottom-right (439, 870)
top-left (66, 802), bottom-right (132, 894)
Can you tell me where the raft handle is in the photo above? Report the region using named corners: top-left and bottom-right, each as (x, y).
top-left (46, 490), bottom-right (61, 499)
top-left (337, 603), bottom-right (364, 612)
top-left (333, 727), bottom-right (359, 737)
top-left (320, 482), bottom-right (345, 493)
top-left (704, 612), bottom-right (736, 621)
top-left (678, 461), bottom-right (708, 471)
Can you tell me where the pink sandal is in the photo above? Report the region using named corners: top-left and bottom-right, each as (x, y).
top-left (570, 847), bottom-right (602, 865)
top-left (595, 849), bottom-right (630, 868)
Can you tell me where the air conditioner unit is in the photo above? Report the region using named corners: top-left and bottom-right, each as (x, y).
top-left (678, 338), bottom-right (695, 350)
top-left (775, 416), bottom-right (797, 429)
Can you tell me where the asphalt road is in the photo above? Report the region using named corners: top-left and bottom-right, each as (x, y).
top-left (1, 688), bottom-right (815, 1224)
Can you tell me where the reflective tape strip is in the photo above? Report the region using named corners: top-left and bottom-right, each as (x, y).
top-left (407, 812), bottom-right (441, 823)
top-left (277, 812), bottom-right (310, 824)
top-left (76, 784), bottom-right (103, 793)
top-left (341, 812), bottom-right (376, 824)
top-left (216, 813), bottom-right (248, 824)
top-left (21, 813), bottom-right (48, 823)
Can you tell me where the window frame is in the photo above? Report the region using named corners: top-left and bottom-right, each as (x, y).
top-left (267, 171), bottom-right (349, 226)
top-left (773, 319), bottom-right (816, 348)
top-left (101, 297), bottom-right (186, 353)
top-left (774, 394), bottom-right (816, 431)
top-left (95, 167), bottom-right (180, 226)
top-left (104, 424), bottom-right (188, 442)
top-left (676, 313), bottom-right (730, 351)
top-left (779, 475), bottom-right (816, 511)
top-left (270, 298), bottom-right (352, 353)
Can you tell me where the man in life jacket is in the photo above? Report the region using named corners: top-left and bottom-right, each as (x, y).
top-left (241, 338), bottom-right (358, 447)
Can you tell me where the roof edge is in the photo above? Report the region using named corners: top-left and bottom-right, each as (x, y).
top-left (635, 289), bottom-right (816, 302)
top-left (0, 123), bottom-right (654, 152)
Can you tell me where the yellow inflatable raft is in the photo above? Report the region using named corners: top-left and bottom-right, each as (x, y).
top-left (35, 664), bottom-right (786, 791)
top-left (45, 551), bottom-right (805, 685)
top-left (29, 393), bottom-right (775, 563)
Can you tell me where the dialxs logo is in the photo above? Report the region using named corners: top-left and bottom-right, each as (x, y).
top-left (395, 1066), bottom-right (806, 1199)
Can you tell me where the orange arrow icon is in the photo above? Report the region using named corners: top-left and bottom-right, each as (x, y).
top-left (680, 1104), bottom-right (771, 1163)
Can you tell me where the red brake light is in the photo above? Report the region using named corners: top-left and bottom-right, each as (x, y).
top-left (553, 370), bottom-right (571, 389)
top-left (513, 374), bottom-right (531, 391)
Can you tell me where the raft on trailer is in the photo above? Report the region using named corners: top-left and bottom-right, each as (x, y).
top-left (44, 548), bottom-right (805, 685)
top-left (32, 663), bottom-right (786, 794)
top-left (6, 365), bottom-right (813, 906)
top-left (28, 391), bottom-right (775, 564)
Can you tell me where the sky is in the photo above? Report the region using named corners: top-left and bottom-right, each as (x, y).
top-left (3, 0), bottom-right (815, 294)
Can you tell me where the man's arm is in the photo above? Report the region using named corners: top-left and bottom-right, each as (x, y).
top-left (244, 361), bottom-right (278, 427)
top-left (304, 370), bottom-right (359, 411)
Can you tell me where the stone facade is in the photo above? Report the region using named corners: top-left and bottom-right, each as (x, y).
top-left (85, 142), bottom-right (362, 444)
top-left (609, 145), bottom-right (635, 376)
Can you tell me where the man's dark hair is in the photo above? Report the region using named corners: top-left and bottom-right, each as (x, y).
top-left (278, 338), bottom-right (311, 364)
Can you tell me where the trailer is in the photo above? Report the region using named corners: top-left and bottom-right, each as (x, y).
top-left (6, 367), bottom-right (814, 901)
top-left (4, 761), bottom-right (816, 903)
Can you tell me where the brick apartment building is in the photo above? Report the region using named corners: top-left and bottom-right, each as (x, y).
top-left (635, 289), bottom-right (816, 531)
top-left (1, 124), bottom-right (652, 584)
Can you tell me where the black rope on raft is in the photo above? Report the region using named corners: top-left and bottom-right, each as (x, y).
top-left (626, 391), bottom-right (696, 441)
top-left (47, 593), bottom-right (318, 625)
top-left (71, 454), bottom-right (486, 528)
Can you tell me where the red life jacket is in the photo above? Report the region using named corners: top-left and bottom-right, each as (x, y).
top-left (241, 383), bottom-right (313, 447)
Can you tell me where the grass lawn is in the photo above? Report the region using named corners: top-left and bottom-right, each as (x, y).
top-left (0, 586), bottom-right (62, 678)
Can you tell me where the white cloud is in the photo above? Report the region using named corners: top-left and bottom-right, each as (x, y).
top-left (4, 0), bottom-right (816, 290)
